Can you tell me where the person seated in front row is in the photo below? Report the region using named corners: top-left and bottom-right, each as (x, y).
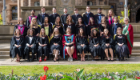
top-left (101, 29), bottom-right (114, 61)
top-left (62, 27), bottom-right (77, 61)
top-left (38, 28), bottom-right (49, 62)
top-left (41, 16), bottom-right (52, 37)
top-left (24, 29), bottom-right (37, 62)
top-left (30, 17), bottom-right (41, 36)
top-left (63, 15), bottom-right (75, 35)
top-left (114, 27), bottom-right (129, 61)
top-left (50, 28), bottom-right (62, 62)
top-left (10, 29), bottom-right (24, 62)
top-left (89, 28), bottom-right (101, 60)
top-left (76, 28), bottom-right (88, 61)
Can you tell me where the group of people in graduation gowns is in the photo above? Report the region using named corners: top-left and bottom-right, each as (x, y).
top-left (10, 6), bottom-right (133, 62)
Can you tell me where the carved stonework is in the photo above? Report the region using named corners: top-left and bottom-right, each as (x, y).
top-left (56, 0), bottom-right (75, 15)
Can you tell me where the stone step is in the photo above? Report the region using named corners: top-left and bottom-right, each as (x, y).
top-left (0, 55), bottom-right (10, 59)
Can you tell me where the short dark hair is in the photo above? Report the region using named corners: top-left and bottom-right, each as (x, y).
top-left (31, 9), bottom-right (35, 12)
top-left (41, 7), bottom-right (45, 9)
top-left (74, 8), bottom-right (78, 11)
top-left (98, 8), bottom-right (102, 10)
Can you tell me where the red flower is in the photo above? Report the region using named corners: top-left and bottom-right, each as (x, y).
top-left (44, 66), bottom-right (49, 72)
top-left (136, 77), bottom-right (140, 79)
top-left (40, 75), bottom-right (47, 80)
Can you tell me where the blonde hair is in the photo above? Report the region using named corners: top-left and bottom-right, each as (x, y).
top-left (108, 9), bottom-right (115, 18)
top-left (66, 27), bottom-right (71, 34)
top-left (40, 28), bottom-right (46, 37)
top-left (116, 27), bottom-right (122, 35)
top-left (101, 16), bottom-right (107, 24)
top-left (66, 15), bottom-right (73, 24)
top-left (14, 29), bottom-right (21, 36)
top-left (124, 17), bottom-right (130, 22)
top-left (30, 17), bottom-right (38, 28)
top-left (27, 28), bottom-right (34, 36)
top-left (51, 27), bottom-right (60, 38)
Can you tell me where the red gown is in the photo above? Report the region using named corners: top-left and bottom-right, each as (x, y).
top-left (62, 34), bottom-right (77, 59)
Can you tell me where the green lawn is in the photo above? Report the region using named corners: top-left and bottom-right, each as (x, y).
top-left (0, 64), bottom-right (140, 76)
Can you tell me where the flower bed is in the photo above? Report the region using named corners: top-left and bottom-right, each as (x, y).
top-left (0, 66), bottom-right (140, 80)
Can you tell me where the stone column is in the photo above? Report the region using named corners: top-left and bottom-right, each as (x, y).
top-left (40, 0), bottom-right (43, 6)
top-left (21, 0), bottom-right (24, 6)
top-left (28, 0), bottom-right (31, 6)
top-left (96, 0), bottom-right (99, 5)
top-left (17, 0), bottom-right (20, 19)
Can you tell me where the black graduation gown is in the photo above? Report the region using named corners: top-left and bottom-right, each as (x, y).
top-left (83, 12), bottom-right (95, 26)
top-left (32, 27), bottom-right (41, 36)
top-left (114, 35), bottom-right (129, 58)
top-left (60, 14), bottom-right (69, 24)
top-left (75, 24), bottom-right (86, 36)
top-left (41, 23), bottom-right (52, 37)
top-left (111, 23), bottom-right (122, 36)
top-left (38, 36), bottom-right (49, 57)
top-left (95, 14), bottom-right (105, 25)
top-left (63, 23), bottom-right (75, 35)
top-left (26, 15), bottom-right (37, 28)
top-left (13, 24), bottom-right (28, 37)
top-left (49, 13), bottom-right (60, 24)
top-left (37, 13), bottom-right (49, 25)
top-left (10, 36), bottom-right (24, 58)
top-left (72, 14), bottom-right (83, 24)
top-left (76, 36), bottom-right (88, 53)
top-left (88, 24), bottom-right (99, 36)
top-left (50, 35), bottom-right (62, 53)
top-left (101, 36), bottom-right (113, 50)
top-left (24, 36), bottom-right (37, 60)
top-left (52, 25), bottom-right (63, 35)
top-left (89, 37), bottom-right (101, 57)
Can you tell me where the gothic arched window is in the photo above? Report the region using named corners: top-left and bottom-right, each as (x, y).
top-left (87, 1), bottom-right (93, 6)
top-left (34, 1), bottom-right (40, 6)
top-left (12, 6), bottom-right (17, 20)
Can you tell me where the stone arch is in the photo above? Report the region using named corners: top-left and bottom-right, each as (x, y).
top-left (131, 4), bottom-right (140, 22)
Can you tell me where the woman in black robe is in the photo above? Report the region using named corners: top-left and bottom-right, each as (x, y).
top-left (115, 27), bottom-right (129, 60)
top-left (63, 15), bottom-right (75, 35)
top-left (89, 28), bottom-right (101, 60)
top-left (76, 28), bottom-right (88, 61)
top-left (75, 17), bottom-right (86, 36)
top-left (10, 29), bottom-right (24, 62)
top-left (30, 17), bottom-right (40, 36)
top-left (50, 28), bottom-right (62, 62)
top-left (41, 17), bottom-right (52, 37)
top-left (101, 28), bottom-right (114, 61)
top-left (88, 17), bottom-right (99, 37)
top-left (24, 29), bottom-right (37, 62)
top-left (13, 18), bottom-right (28, 37)
top-left (52, 16), bottom-right (63, 35)
top-left (99, 16), bottom-right (110, 36)
top-left (38, 28), bottom-right (49, 62)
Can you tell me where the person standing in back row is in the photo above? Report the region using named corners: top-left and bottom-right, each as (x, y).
top-left (83, 6), bottom-right (95, 27)
top-left (72, 8), bottom-right (82, 25)
top-left (37, 7), bottom-right (49, 26)
top-left (95, 8), bottom-right (105, 25)
top-left (61, 8), bottom-right (69, 25)
top-left (49, 7), bottom-right (60, 25)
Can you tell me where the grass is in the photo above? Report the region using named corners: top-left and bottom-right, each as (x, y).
top-left (0, 64), bottom-right (140, 76)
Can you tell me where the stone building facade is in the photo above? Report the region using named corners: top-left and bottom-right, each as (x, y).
top-left (0, 0), bottom-right (138, 25)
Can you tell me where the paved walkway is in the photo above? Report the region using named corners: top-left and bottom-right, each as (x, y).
top-left (0, 56), bottom-right (140, 66)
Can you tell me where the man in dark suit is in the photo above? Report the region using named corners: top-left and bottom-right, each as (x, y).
top-left (37, 7), bottom-right (49, 26)
top-left (95, 8), bottom-right (105, 25)
top-left (61, 8), bottom-right (69, 25)
top-left (72, 8), bottom-right (82, 25)
top-left (49, 7), bottom-right (60, 25)
top-left (83, 6), bottom-right (95, 27)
